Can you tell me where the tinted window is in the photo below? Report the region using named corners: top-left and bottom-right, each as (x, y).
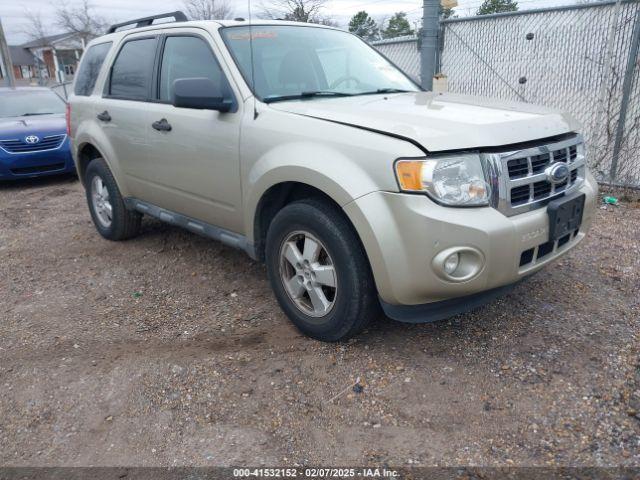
top-left (0, 90), bottom-right (66, 118)
top-left (74, 42), bottom-right (112, 96)
top-left (159, 36), bottom-right (224, 102)
top-left (110, 38), bottom-right (156, 100)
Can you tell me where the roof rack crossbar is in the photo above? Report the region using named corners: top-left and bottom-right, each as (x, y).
top-left (107, 11), bottom-right (188, 34)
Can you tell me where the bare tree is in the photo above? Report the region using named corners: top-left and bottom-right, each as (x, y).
top-left (55, 0), bottom-right (107, 47)
top-left (22, 9), bottom-right (50, 44)
top-left (183, 0), bottom-right (234, 20)
top-left (260, 0), bottom-right (332, 24)
top-left (21, 9), bottom-right (55, 84)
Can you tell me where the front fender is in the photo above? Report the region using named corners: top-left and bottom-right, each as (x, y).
top-left (243, 141), bottom-right (387, 241)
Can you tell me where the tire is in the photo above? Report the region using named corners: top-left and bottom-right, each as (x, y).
top-left (85, 157), bottom-right (141, 241)
top-left (265, 198), bottom-right (380, 342)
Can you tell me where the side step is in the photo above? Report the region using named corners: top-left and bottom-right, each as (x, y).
top-left (124, 198), bottom-right (256, 259)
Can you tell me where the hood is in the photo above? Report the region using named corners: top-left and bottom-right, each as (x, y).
top-left (0, 114), bottom-right (66, 140)
top-left (268, 92), bottom-right (580, 152)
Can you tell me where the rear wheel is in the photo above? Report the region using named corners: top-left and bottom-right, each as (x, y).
top-left (85, 157), bottom-right (141, 240)
top-left (265, 199), bottom-right (380, 342)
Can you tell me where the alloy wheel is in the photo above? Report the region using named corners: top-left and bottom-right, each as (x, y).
top-left (91, 176), bottom-right (113, 228)
top-left (278, 230), bottom-right (337, 318)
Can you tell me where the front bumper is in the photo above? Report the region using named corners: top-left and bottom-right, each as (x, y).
top-left (0, 138), bottom-right (75, 180)
top-left (343, 171), bottom-right (598, 309)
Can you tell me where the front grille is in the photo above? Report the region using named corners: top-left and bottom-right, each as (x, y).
top-left (570, 169), bottom-right (578, 183)
top-left (507, 157), bottom-right (528, 178)
top-left (533, 180), bottom-right (552, 199)
top-left (10, 163), bottom-right (65, 175)
top-left (485, 135), bottom-right (586, 216)
top-left (530, 153), bottom-right (550, 174)
top-left (506, 143), bottom-right (578, 180)
top-left (510, 185), bottom-right (530, 205)
top-left (0, 134), bottom-right (66, 153)
top-left (519, 228), bottom-right (580, 268)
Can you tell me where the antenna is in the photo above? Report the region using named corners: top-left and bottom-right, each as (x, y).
top-left (247, 0), bottom-right (258, 119)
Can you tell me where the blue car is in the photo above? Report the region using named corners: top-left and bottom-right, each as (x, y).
top-left (0, 87), bottom-right (75, 180)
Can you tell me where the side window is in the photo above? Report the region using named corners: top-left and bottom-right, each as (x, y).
top-left (74, 42), bottom-right (112, 96)
top-left (159, 36), bottom-right (224, 102)
top-left (109, 38), bottom-right (157, 100)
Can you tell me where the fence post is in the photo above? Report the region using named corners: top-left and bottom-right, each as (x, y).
top-left (420, 0), bottom-right (440, 90)
top-left (435, 22), bottom-right (445, 73)
top-left (610, 8), bottom-right (640, 183)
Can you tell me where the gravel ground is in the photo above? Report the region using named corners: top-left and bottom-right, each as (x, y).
top-left (0, 175), bottom-right (638, 467)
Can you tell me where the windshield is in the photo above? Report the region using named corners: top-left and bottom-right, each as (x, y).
top-left (221, 25), bottom-right (419, 102)
top-left (0, 90), bottom-right (66, 118)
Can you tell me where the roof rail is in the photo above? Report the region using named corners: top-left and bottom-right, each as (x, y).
top-left (107, 11), bottom-right (188, 34)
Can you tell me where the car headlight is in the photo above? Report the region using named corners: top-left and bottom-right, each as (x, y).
top-left (395, 154), bottom-right (490, 206)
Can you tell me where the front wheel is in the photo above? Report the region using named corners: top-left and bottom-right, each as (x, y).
top-left (265, 199), bottom-right (380, 342)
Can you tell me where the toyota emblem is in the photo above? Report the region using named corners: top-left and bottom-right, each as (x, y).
top-left (25, 135), bottom-right (40, 144)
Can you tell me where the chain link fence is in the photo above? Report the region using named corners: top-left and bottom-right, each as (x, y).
top-left (373, 1), bottom-right (640, 189)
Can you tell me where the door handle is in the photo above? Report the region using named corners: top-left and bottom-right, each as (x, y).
top-left (97, 110), bottom-right (111, 122)
top-left (152, 118), bottom-right (172, 132)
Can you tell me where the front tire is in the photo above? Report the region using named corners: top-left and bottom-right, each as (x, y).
top-left (85, 157), bottom-right (141, 241)
top-left (265, 199), bottom-right (379, 342)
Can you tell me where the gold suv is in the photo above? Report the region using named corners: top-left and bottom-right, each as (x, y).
top-left (68, 12), bottom-right (597, 341)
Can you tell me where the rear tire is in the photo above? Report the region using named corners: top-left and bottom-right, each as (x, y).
top-left (265, 199), bottom-right (380, 342)
top-left (85, 157), bottom-right (141, 241)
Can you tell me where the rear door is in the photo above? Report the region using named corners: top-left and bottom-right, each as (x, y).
top-left (141, 29), bottom-right (243, 233)
top-left (94, 33), bottom-right (159, 199)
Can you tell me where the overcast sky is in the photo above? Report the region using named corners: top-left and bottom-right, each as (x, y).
top-left (1, 0), bottom-right (576, 45)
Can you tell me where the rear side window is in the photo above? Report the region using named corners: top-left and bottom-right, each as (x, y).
top-left (109, 38), bottom-right (157, 100)
top-left (159, 36), bottom-right (224, 102)
top-left (74, 42), bottom-right (112, 96)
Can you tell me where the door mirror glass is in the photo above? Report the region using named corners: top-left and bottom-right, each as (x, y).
top-left (172, 78), bottom-right (232, 112)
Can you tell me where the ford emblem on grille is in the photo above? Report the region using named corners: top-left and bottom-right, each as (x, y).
top-left (546, 163), bottom-right (570, 184)
top-left (25, 135), bottom-right (40, 144)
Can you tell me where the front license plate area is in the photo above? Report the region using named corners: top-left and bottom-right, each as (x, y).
top-left (547, 193), bottom-right (585, 241)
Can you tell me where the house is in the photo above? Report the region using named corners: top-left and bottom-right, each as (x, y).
top-left (8, 46), bottom-right (37, 81)
top-left (20, 32), bottom-right (85, 81)
top-left (0, 32), bottom-right (85, 84)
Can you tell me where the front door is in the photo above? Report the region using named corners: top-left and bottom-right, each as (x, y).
top-left (142, 30), bottom-right (243, 233)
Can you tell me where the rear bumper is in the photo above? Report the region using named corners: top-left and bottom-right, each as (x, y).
top-left (0, 138), bottom-right (75, 180)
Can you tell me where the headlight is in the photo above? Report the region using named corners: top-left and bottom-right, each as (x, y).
top-left (395, 154), bottom-right (490, 206)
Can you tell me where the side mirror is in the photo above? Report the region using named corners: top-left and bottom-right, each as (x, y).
top-left (172, 78), bottom-right (233, 112)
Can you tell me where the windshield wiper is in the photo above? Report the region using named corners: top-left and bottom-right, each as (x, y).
top-left (264, 91), bottom-right (353, 103)
top-left (21, 112), bottom-right (55, 116)
top-left (354, 88), bottom-right (413, 96)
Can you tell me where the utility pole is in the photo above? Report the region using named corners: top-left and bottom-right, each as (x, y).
top-left (420, 0), bottom-right (440, 90)
top-left (0, 17), bottom-right (16, 88)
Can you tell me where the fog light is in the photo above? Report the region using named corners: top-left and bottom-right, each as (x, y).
top-left (432, 246), bottom-right (485, 282)
top-left (444, 252), bottom-right (459, 274)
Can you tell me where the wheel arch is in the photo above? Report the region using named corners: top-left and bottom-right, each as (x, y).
top-left (73, 120), bottom-right (130, 196)
top-left (76, 142), bottom-right (104, 185)
top-left (251, 181), bottom-right (342, 262)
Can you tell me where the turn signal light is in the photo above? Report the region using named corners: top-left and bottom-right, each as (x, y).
top-left (395, 161), bottom-right (423, 191)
